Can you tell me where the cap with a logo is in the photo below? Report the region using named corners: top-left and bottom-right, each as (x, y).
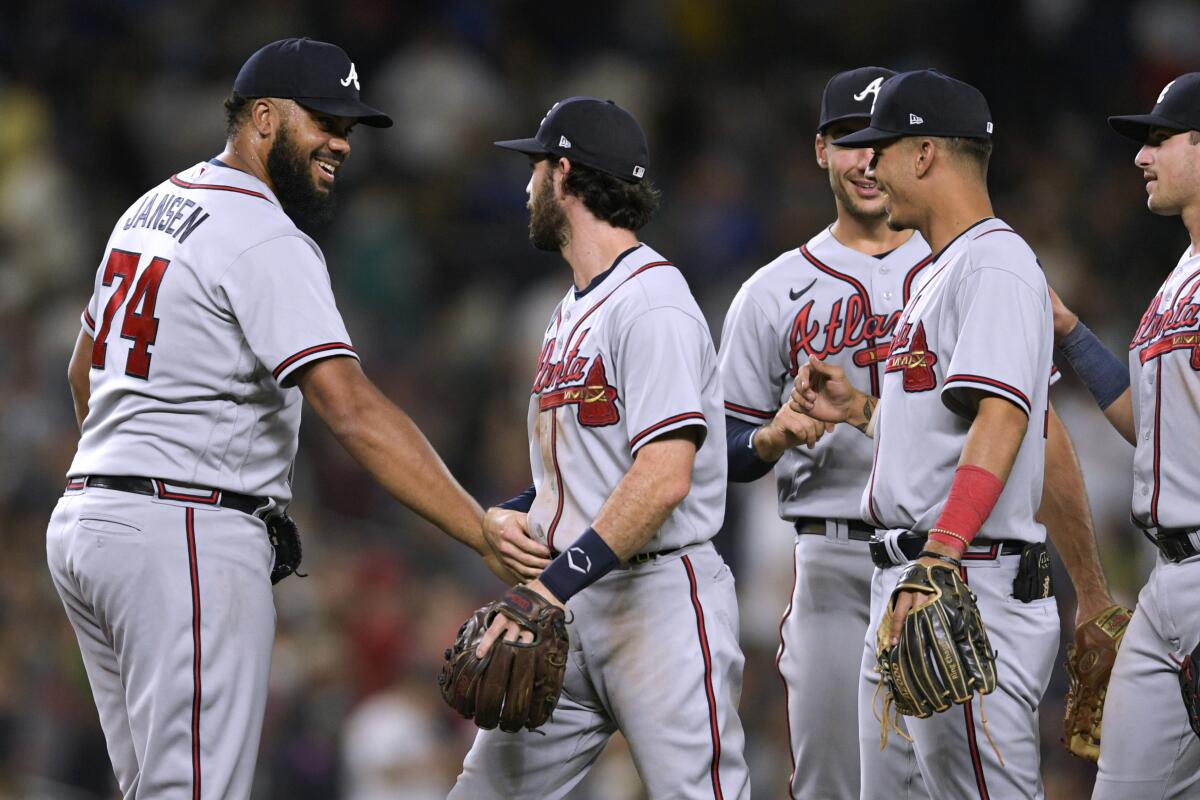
top-left (234, 37), bottom-right (392, 128)
top-left (1109, 73), bottom-right (1200, 142)
top-left (833, 69), bottom-right (993, 148)
top-left (494, 97), bottom-right (649, 183)
top-left (818, 67), bottom-right (897, 133)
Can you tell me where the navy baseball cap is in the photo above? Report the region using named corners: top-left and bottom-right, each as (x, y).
top-left (495, 97), bottom-right (649, 183)
top-left (818, 67), bottom-right (897, 133)
top-left (234, 37), bottom-right (392, 128)
top-left (1109, 73), bottom-right (1200, 142)
top-left (833, 70), bottom-right (993, 148)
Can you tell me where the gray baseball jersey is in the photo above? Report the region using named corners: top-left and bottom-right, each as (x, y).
top-left (525, 243), bottom-right (727, 554)
top-left (719, 227), bottom-right (933, 799)
top-left (1094, 246), bottom-right (1200, 797)
top-left (453, 243), bottom-right (748, 798)
top-left (48, 158), bottom-right (357, 799)
top-left (864, 217), bottom-right (1053, 542)
top-left (719, 226), bottom-right (932, 519)
top-left (69, 160), bottom-right (357, 504)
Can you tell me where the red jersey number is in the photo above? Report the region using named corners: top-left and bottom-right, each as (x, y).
top-left (91, 249), bottom-right (171, 379)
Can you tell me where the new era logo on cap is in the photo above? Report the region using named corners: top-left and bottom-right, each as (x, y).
top-left (909, 113), bottom-right (924, 125)
top-left (632, 166), bottom-right (645, 178)
top-left (559, 135), bottom-right (572, 149)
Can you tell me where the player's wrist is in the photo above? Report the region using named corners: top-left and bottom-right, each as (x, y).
top-left (844, 390), bottom-right (875, 428)
top-left (751, 423), bottom-right (784, 462)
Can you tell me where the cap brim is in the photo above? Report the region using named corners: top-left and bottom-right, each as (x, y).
top-left (296, 97), bottom-right (392, 128)
top-left (493, 137), bottom-right (552, 156)
top-left (830, 126), bottom-right (902, 148)
top-left (1107, 113), bottom-right (1185, 143)
top-left (818, 112), bottom-right (873, 134)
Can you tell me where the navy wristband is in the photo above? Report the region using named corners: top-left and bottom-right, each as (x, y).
top-left (497, 483), bottom-right (536, 513)
top-left (726, 416), bottom-right (775, 482)
top-left (539, 527), bottom-right (620, 603)
top-left (1056, 321), bottom-right (1130, 410)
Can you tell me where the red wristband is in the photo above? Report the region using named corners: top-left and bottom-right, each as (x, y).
top-left (928, 465), bottom-right (1004, 554)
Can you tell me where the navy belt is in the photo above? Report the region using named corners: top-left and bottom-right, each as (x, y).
top-left (69, 475), bottom-right (268, 517)
top-left (869, 532), bottom-right (1026, 568)
top-left (1140, 526), bottom-right (1200, 563)
top-left (794, 517), bottom-right (876, 541)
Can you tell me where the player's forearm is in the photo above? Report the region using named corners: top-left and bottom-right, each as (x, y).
top-left (1102, 389), bottom-right (1136, 445)
top-left (335, 396), bottom-right (487, 552)
top-left (590, 433), bottom-right (697, 559)
top-left (1038, 406), bottom-right (1112, 617)
top-left (68, 330), bottom-right (93, 431)
top-left (957, 396), bottom-right (1029, 483)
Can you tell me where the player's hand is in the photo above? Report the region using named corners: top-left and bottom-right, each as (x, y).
top-left (1074, 591), bottom-right (1119, 631)
top-left (475, 579), bottom-right (564, 658)
top-left (789, 355), bottom-right (861, 424)
top-left (483, 507), bottom-right (551, 581)
top-left (888, 543), bottom-right (964, 645)
top-left (1048, 286), bottom-right (1080, 343)
top-left (754, 404), bottom-right (836, 461)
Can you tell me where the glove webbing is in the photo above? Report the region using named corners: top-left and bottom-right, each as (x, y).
top-left (874, 671), bottom-right (1005, 767)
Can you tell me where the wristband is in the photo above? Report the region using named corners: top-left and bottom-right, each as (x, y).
top-left (538, 527), bottom-right (619, 603)
top-left (497, 483), bottom-right (536, 513)
top-left (1056, 321), bottom-right (1130, 410)
top-left (927, 465), bottom-right (1004, 553)
top-left (918, 548), bottom-right (962, 568)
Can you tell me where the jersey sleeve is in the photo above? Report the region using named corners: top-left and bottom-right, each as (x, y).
top-left (617, 307), bottom-right (711, 454)
top-left (942, 266), bottom-right (1049, 418)
top-left (218, 235), bottom-right (357, 386)
top-left (717, 285), bottom-right (782, 423)
top-left (81, 297), bottom-right (98, 337)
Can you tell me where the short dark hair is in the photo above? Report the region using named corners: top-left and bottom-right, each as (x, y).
top-left (224, 91), bottom-right (254, 138)
top-left (941, 136), bottom-right (993, 178)
top-left (559, 160), bottom-right (661, 231)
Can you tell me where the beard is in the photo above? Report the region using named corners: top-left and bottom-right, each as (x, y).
top-left (528, 169), bottom-right (569, 252)
top-left (829, 171), bottom-right (888, 224)
top-left (268, 122), bottom-right (338, 230)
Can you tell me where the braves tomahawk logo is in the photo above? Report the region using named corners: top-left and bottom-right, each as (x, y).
top-left (885, 320), bottom-right (939, 391)
top-left (1131, 286), bottom-right (1200, 368)
top-left (534, 333), bottom-right (620, 426)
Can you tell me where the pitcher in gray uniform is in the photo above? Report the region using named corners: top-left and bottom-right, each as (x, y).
top-left (45, 39), bottom-right (509, 799)
top-left (792, 70), bottom-right (1062, 800)
top-left (1053, 73), bottom-right (1200, 799)
top-left (722, 68), bottom-right (1116, 800)
top-left (454, 97), bottom-right (749, 799)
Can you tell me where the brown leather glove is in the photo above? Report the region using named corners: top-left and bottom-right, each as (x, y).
top-left (1062, 605), bottom-right (1133, 760)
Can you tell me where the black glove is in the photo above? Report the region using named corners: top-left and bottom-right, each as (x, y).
top-left (266, 513), bottom-right (306, 584)
top-left (1180, 640), bottom-right (1200, 739)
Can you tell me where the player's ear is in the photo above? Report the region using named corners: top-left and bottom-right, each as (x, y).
top-left (914, 139), bottom-right (935, 178)
top-left (553, 157), bottom-right (571, 195)
top-left (250, 99), bottom-right (276, 140)
top-left (815, 132), bottom-right (829, 169)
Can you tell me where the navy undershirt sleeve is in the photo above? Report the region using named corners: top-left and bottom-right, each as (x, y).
top-left (497, 484), bottom-right (536, 512)
top-left (726, 415), bottom-right (776, 482)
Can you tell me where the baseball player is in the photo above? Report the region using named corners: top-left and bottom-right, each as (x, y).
top-left (1051, 73), bottom-right (1200, 799)
top-left (452, 96), bottom-right (749, 799)
top-left (46, 38), bottom-right (508, 799)
top-left (791, 70), bottom-right (1061, 799)
top-left (721, 68), bottom-right (1116, 800)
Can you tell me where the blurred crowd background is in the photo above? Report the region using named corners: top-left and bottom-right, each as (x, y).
top-left (1, 0), bottom-right (1198, 797)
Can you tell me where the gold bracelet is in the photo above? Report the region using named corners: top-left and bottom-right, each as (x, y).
top-left (929, 528), bottom-right (971, 548)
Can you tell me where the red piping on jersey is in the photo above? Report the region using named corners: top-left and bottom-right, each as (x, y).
top-left (82, 307), bottom-right (96, 329)
top-left (185, 508), bottom-right (203, 800)
top-left (547, 414), bottom-right (566, 550)
top-left (944, 374), bottom-right (1031, 413)
top-left (169, 174), bottom-right (270, 201)
top-left (1151, 369), bottom-right (1163, 527)
top-left (272, 342), bottom-right (357, 379)
top-left (958, 567), bottom-right (991, 799)
top-left (902, 255), bottom-right (934, 303)
top-left (799, 245), bottom-right (882, 396)
top-left (683, 555), bottom-right (724, 800)
top-left (776, 546), bottom-right (800, 799)
top-left (630, 412), bottom-right (706, 450)
top-left (971, 227), bottom-right (1015, 241)
top-left (156, 480), bottom-right (219, 504)
top-left (724, 401), bottom-right (773, 420)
